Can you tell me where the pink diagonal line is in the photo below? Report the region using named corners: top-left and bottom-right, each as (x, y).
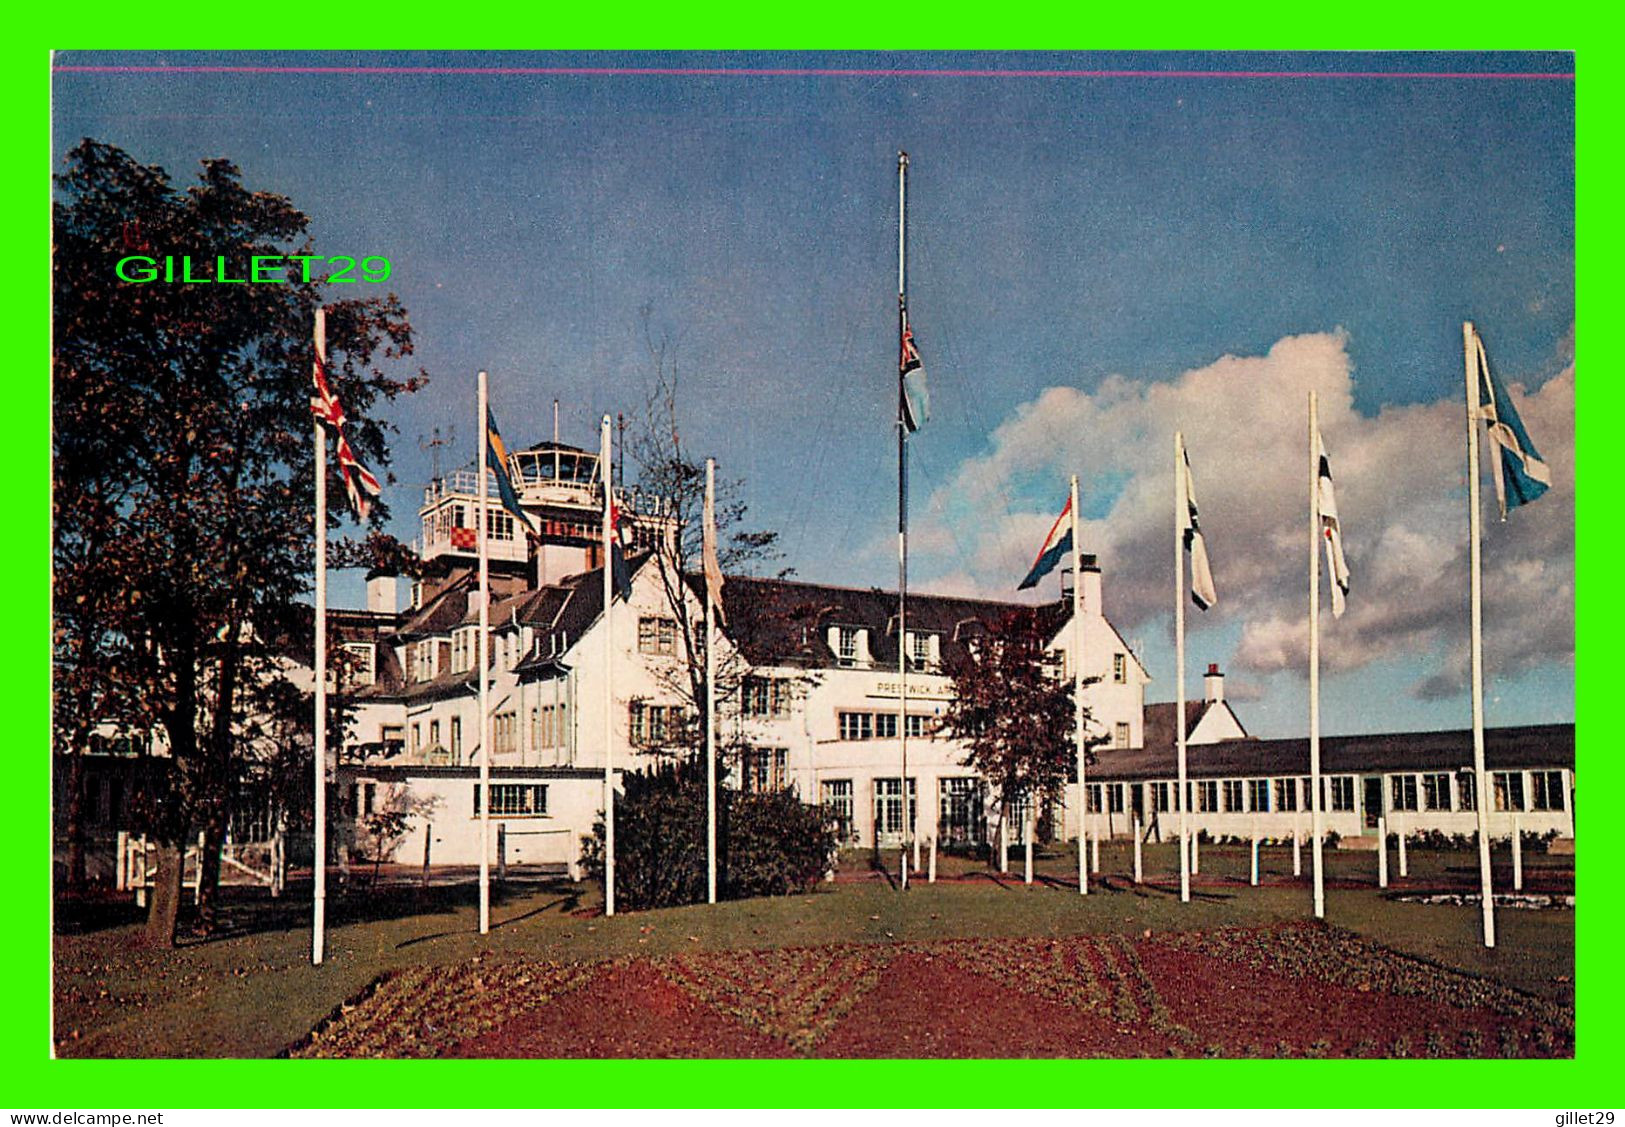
top-left (50, 65), bottom-right (1575, 80)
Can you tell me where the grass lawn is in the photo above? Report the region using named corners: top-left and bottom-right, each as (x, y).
top-left (52, 843), bottom-right (1574, 1058)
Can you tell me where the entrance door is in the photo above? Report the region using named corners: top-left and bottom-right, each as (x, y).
top-left (1363, 776), bottom-right (1383, 829)
top-left (874, 778), bottom-right (917, 847)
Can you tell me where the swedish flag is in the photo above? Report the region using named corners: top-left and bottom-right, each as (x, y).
top-left (486, 407), bottom-right (538, 538)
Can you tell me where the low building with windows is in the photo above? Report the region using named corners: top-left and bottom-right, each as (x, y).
top-left (1081, 721), bottom-right (1574, 845)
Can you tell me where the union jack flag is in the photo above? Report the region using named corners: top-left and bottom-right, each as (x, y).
top-left (310, 310), bottom-right (383, 520)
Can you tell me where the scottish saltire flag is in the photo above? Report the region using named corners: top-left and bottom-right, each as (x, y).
top-left (485, 407), bottom-right (539, 538)
top-left (1471, 327), bottom-right (1552, 519)
top-left (899, 306), bottom-right (930, 433)
top-left (1317, 431), bottom-right (1351, 618)
top-left (1017, 495), bottom-right (1074, 591)
top-left (310, 322), bottom-right (383, 520)
top-left (1181, 444), bottom-right (1217, 610)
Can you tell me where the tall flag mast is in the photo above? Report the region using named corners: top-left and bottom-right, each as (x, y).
top-left (476, 371), bottom-right (492, 936)
top-left (601, 414), bottom-right (617, 917)
top-left (896, 151), bottom-right (913, 888)
top-left (311, 308), bottom-right (330, 966)
top-left (1307, 390), bottom-right (1351, 921)
top-left (1462, 321), bottom-right (1551, 948)
top-left (308, 306), bottom-right (383, 965)
top-left (1070, 475), bottom-right (1087, 896)
top-left (703, 457), bottom-right (725, 904)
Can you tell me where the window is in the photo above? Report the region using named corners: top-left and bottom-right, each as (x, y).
top-left (413, 639), bottom-right (437, 682)
top-left (1086, 783), bottom-right (1103, 813)
top-left (357, 780), bottom-right (375, 816)
top-left (340, 642), bottom-right (376, 687)
top-left (485, 509), bottom-right (514, 541)
top-left (474, 783), bottom-right (547, 816)
top-left (741, 676), bottom-right (789, 718)
top-left (493, 712), bottom-right (517, 756)
top-left (874, 777), bottom-right (917, 837)
top-left (1114, 722), bottom-right (1130, 749)
top-left (939, 778), bottom-right (984, 845)
top-left (838, 712), bottom-right (874, 741)
top-left (1422, 772), bottom-right (1451, 811)
top-left (1151, 782), bottom-right (1171, 812)
top-left (533, 703), bottom-right (567, 749)
top-left (876, 712), bottom-right (898, 740)
top-left (629, 702), bottom-right (684, 746)
top-left (380, 724), bottom-right (405, 752)
top-left (1329, 776), bottom-right (1356, 812)
top-left (905, 714), bottom-right (930, 738)
top-left (909, 631), bottom-right (933, 671)
top-left (450, 717), bottom-right (462, 756)
top-left (836, 627), bottom-right (860, 667)
top-left (1458, 773), bottom-right (1478, 812)
top-left (1531, 770), bottom-right (1565, 811)
top-left (742, 748), bottom-right (788, 793)
top-left (821, 779), bottom-right (856, 843)
top-left (1113, 653), bottom-right (1127, 684)
top-left (1248, 779), bottom-right (1271, 813)
top-left (1390, 774), bottom-right (1419, 812)
top-left (1275, 778), bottom-right (1298, 812)
top-left (1493, 771), bottom-right (1526, 812)
top-left (1107, 784), bottom-right (1125, 814)
top-left (637, 617), bottom-right (678, 656)
top-left (429, 719), bottom-right (441, 749)
top-left (1197, 780), bottom-right (1219, 812)
top-left (1223, 779), bottom-right (1244, 812)
top-left (410, 723), bottom-right (421, 755)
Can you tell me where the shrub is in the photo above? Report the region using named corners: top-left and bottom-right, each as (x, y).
top-left (579, 757), bottom-right (837, 911)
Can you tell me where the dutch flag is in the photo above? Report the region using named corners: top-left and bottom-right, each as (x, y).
top-left (1471, 326), bottom-right (1552, 519)
top-left (1017, 495), bottom-right (1074, 591)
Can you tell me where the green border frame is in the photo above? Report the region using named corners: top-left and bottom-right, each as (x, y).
top-left (19, 12), bottom-right (1616, 1108)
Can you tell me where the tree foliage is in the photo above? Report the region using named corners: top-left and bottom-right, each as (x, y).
top-left (52, 139), bottom-right (426, 942)
top-left (940, 608), bottom-right (1100, 827)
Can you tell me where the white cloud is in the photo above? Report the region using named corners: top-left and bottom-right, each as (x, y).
top-left (915, 331), bottom-right (1574, 699)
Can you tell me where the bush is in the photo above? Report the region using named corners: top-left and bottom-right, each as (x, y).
top-left (579, 757), bottom-right (837, 911)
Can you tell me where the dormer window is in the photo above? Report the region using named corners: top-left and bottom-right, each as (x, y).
top-left (907, 631), bottom-right (937, 672)
top-left (837, 626), bottom-right (860, 667)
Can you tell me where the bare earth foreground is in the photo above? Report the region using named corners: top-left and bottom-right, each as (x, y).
top-left (54, 846), bottom-right (1575, 1059)
top-left (290, 923), bottom-right (1571, 1059)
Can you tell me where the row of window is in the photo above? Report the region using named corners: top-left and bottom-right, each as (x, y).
top-left (426, 503), bottom-right (517, 545)
top-left (1083, 770), bottom-right (1567, 816)
top-left (837, 711), bottom-right (934, 741)
top-left (472, 783), bottom-right (548, 816)
top-left (818, 776), bottom-right (987, 844)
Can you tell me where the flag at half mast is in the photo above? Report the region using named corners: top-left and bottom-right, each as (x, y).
top-left (1018, 494), bottom-right (1074, 591)
top-left (703, 469), bottom-right (726, 625)
top-left (1470, 326), bottom-right (1552, 519)
top-left (1317, 431), bottom-right (1351, 618)
top-left (899, 304), bottom-right (930, 433)
top-left (1180, 443), bottom-right (1217, 610)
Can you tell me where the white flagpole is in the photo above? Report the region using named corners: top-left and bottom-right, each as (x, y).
top-left (1463, 321), bottom-right (1496, 948)
top-left (477, 371), bottom-right (491, 936)
top-left (705, 457), bottom-right (718, 905)
top-left (897, 149), bottom-right (911, 891)
top-left (1309, 391), bottom-right (1326, 919)
top-left (601, 414), bottom-right (616, 917)
top-left (1071, 474), bottom-right (1087, 895)
top-left (1174, 432), bottom-right (1190, 904)
top-left (312, 307), bottom-right (328, 967)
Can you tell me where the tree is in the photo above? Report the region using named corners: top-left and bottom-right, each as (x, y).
top-left (52, 139), bottom-right (426, 944)
top-left (940, 608), bottom-right (1101, 846)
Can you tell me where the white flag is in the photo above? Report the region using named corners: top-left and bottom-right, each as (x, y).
top-left (1181, 443), bottom-right (1217, 610)
top-left (1316, 431), bottom-right (1351, 618)
top-left (703, 465), bottom-right (726, 625)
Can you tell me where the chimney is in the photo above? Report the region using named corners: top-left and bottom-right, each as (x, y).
top-left (1203, 662), bottom-right (1224, 704)
top-left (367, 572), bottom-right (399, 615)
top-left (1079, 560), bottom-right (1102, 617)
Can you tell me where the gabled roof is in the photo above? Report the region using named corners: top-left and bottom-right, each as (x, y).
top-left (711, 575), bottom-right (1071, 669)
top-left (1089, 723), bottom-right (1574, 781)
top-left (1142, 701), bottom-right (1209, 751)
top-left (395, 573), bottom-right (474, 640)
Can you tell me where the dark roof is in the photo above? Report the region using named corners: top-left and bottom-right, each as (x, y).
top-left (1090, 723), bottom-right (1574, 781)
top-left (711, 574), bottom-right (1075, 668)
top-left (395, 574), bottom-right (474, 639)
top-left (518, 440), bottom-right (589, 455)
top-left (1142, 701), bottom-right (1208, 751)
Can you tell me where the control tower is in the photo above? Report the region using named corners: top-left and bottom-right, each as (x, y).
top-left (415, 438), bottom-right (676, 605)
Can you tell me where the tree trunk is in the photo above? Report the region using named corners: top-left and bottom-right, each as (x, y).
top-left (195, 816), bottom-right (225, 933)
top-left (64, 750), bottom-right (88, 894)
top-left (141, 841), bottom-right (186, 947)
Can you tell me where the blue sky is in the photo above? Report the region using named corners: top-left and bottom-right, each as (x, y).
top-left (52, 51), bottom-right (1575, 738)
